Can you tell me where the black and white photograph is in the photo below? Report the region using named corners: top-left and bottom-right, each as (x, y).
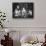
top-left (12, 2), bottom-right (34, 18)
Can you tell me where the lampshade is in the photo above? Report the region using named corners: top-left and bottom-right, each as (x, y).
top-left (5, 29), bottom-right (10, 33)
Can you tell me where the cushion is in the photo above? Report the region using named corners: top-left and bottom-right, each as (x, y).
top-left (20, 35), bottom-right (37, 43)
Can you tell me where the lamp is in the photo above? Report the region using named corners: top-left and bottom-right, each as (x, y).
top-left (5, 29), bottom-right (10, 37)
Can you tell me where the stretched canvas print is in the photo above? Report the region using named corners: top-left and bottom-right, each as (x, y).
top-left (12, 2), bottom-right (34, 18)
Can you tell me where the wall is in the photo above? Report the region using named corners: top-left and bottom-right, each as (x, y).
top-left (0, 0), bottom-right (46, 46)
top-left (0, 0), bottom-right (46, 28)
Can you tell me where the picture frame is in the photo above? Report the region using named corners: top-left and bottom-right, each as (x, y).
top-left (12, 2), bottom-right (34, 18)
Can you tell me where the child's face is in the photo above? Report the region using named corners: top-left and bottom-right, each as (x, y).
top-left (17, 5), bottom-right (19, 9)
